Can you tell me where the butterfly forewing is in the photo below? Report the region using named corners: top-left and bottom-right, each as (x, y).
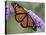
top-left (16, 14), bottom-right (26, 22)
top-left (15, 5), bottom-right (27, 22)
top-left (15, 6), bottom-right (26, 14)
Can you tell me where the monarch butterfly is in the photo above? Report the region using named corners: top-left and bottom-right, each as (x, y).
top-left (11, 2), bottom-right (37, 31)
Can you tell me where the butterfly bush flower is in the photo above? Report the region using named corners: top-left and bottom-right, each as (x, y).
top-left (27, 10), bottom-right (45, 31)
top-left (5, 4), bottom-right (14, 21)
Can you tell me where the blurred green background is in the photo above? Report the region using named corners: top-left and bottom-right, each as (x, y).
top-left (6, 1), bottom-right (44, 34)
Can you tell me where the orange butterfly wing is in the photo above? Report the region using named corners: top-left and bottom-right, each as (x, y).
top-left (28, 15), bottom-right (37, 31)
top-left (15, 6), bottom-right (26, 22)
top-left (20, 16), bottom-right (27, 28)
top-left (15, 6), bottom-right (28, 27)
top-left (28, 15), bottom-right (33, 26)
top-left (16, 6), bottom-right (26, 13)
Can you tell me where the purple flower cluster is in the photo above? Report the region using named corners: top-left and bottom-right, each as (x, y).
top-left (28, 10), bottom-right (44, 30)
top-left (5, 4), bottom-right (14, 21)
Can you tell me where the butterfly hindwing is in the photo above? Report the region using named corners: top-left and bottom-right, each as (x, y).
top-left (28, 15), bottom-right (33, 26)
top-left (20, 15), bottom-right (27, 28)
top-left (28, 15), bottom-right (37, 31)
